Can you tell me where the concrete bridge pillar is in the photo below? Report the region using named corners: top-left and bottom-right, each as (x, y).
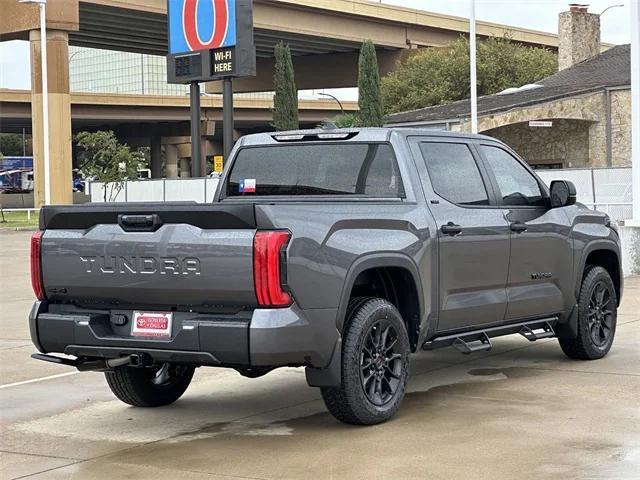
top-left (165, 144), bottom-right (178, 178)
top-left (150, 133), bottom-right (163, 178)
top-left (30, 29), bottom-right (73, 206)
top-left (179, 158), bottom-right (191, 178)
top-left (177, 143), bottom-right (191, 178)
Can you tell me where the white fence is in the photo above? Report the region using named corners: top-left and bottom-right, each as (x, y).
top-left (536, 167), bottom-right (632, 222)
top-left (88, 177), bottom-right (220, 204)
top-left (88, 167), bottom-right (633, 222)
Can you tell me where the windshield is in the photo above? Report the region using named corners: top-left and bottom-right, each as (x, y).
top-left (225, 143), bottom-right (404, 197)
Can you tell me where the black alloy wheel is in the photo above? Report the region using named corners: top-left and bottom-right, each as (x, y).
top-left (559, 266), bottom-right (617, 360)
top-left (587, 280), bottom-right (614, 347)
top-left (360, 320), bottom-right (403, 406)
top-left (321, 297), bottom-right (410, 425)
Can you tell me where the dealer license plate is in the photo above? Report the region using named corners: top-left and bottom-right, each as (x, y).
top-left (131, 311), bottom-right (173, 338)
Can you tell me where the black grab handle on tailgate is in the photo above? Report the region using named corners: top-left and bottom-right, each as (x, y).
top-left (118, 214), bottom-right (162, 232)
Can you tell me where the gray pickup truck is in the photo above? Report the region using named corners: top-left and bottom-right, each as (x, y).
top-left (29, 128), bottom-right (622, 425)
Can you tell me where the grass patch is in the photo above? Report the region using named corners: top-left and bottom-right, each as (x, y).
top-left (0, 210), bottom-right (39, 229)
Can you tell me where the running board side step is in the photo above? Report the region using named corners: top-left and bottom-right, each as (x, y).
top-left (422, 317), bottom-right (558, 354)
top-left (452, 333), bottom-right (492, 354)
top-left (519, 321), bottom-right (555, 341)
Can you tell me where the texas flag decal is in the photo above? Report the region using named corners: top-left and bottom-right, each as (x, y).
top-left (239, 178), bottom-right (256, 193)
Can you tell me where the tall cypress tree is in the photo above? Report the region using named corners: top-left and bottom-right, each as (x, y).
top-left (358, 40), bottom-right (384, 127)
top-left (272, 41), bottom-right (299, 131)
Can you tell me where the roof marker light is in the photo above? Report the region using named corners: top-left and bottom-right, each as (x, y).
top-left (317, 133), bottom-right (351, 140)
top-left (273, 134), bottom-right (305, 141)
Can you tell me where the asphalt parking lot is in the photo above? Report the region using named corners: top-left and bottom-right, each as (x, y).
top-left (0, 230), bottom-right (638, 479)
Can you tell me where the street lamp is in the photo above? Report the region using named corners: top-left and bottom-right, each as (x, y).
top-left (469, 0), bottom-right (478, 134)
top-left (68, 49), bottom-right (82, 63)
top-left (631, 0), bottom-right (640, 223)
top-left (318, 92), bottom-right (345, 115)
top-left (599, 4), bottom-right (624, 16)
top-left (19, 0), bottom-right (50, 205)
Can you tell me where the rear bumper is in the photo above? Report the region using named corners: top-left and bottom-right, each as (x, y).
top-left (29, 301), bottom-right (339, 369)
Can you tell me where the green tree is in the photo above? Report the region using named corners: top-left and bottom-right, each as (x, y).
top-left (272, 41), bottom-right (299, 131)
top-left (0, 133), bottom-right (25, 156)
top-left (75, 130), bottom-right (142, 202)
top-left (382, 36), bottom-right (558, 114)
top-left (332, 113), bottom-right (360, 128)
top-left (358, 40), bottom-right (384, 127)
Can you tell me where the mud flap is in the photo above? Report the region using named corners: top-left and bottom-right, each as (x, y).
top-left (305, 338), bottom-right (341, 387)
top-left (554, 305), bottom-right (579, 339)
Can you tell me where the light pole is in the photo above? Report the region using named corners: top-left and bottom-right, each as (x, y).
top-left (599, 4), bottom-right (624, 16)
top-left (631, 0), bottom-right (640, 223)
top-left (68, 49), bottom-right (82, 64)
top-left (469, 0), bottom-right (478, 134)
top-left (318, 92), bottom-right (345, 115)
top-left (20, 0), bottom-right (50, 205)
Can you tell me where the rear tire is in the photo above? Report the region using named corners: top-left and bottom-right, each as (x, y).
top-left (559, 266), bottom-right (617, 360)
top-left (321, 297), bottom-right (410, 425)
top-left (105, 363), bottom-right (195, 407)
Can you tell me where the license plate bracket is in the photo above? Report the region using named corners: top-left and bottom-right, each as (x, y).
top-left (131, 311), bottom-right (173, 338)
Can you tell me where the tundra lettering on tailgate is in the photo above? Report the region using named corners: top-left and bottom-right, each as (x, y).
top-left (79, 255), bottom-right (201, 276)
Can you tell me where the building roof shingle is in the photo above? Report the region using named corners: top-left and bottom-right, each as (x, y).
top-left (385, 44), bottom-right (631, 125)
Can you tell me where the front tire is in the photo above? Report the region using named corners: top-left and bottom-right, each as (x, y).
top-left (559, 266), bottom-right (617, 360)
top-left (105, 363), bottom-right (195, 407)
top-left (321, 297), bottom-right (410, 425)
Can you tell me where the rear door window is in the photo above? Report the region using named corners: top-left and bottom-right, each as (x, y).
top-left (225, 143), bottom-right (404, 197)
top-left (419, 142), bottom-right (490, 206)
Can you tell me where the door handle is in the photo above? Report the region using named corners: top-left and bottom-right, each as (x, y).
top-left (441, 222), bottom-right (462, 236)
top-left (510, 221), bottom-right (527, 233)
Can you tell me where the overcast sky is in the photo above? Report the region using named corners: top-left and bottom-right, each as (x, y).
top-left (0, 0), bottom-right (633, 90)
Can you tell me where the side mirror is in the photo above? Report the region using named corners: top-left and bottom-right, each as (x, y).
top-left (550, 180), bottom-right (577, 208)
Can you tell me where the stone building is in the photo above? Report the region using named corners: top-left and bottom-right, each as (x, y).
top-left (386, 6), bottom-right (631, 169)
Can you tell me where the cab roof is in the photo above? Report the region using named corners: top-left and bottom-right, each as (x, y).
top-left (238, 127), bottom-right (497, 146)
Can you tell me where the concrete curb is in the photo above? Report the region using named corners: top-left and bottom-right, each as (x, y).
top-left (0, 227), bottom-right (38, 233)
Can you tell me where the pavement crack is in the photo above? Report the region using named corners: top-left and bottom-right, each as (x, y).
top-left (502, 365), bottom-right (640, 377)
top-left (0, 449), bottom-right (78, 461)
top-left (9, 459), bottom-right (84, 480)
top-left (179, 468), bottom-right (270, 480)
top-left (0, 344), bottom-right (32, 351)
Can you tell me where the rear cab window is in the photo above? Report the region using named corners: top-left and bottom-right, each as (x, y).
top-left (418, 142), bottom-right (490, 206)
top-left (224, 143), bottom-right (404, 198)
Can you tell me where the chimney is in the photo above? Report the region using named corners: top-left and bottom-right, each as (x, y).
top-left (558, 4), bottom-right (601, 71)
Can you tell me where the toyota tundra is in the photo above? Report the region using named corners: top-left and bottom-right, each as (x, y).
top-left (29, 128), bottom-right (622, 424)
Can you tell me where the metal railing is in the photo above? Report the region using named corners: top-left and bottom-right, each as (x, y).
top-left (87, 177), bottom-right (221, 204)
top-left (0, 207), bottom-right (39, 221)
top-left (536, 166), bottom-right (632, 222)
top-left (86, 167), bottom-right (634, 221)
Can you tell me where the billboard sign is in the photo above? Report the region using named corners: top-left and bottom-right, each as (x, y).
top-left (167, 0), bottom-right (255, 83)
top-left (168, 0), bottom-right (237, 55)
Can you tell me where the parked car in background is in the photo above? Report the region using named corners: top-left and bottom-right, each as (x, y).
top-left (0, 169), bottom-right (33, 193)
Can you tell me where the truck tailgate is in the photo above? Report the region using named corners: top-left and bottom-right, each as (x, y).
top-left (39, 203), bottom-right (257, 309)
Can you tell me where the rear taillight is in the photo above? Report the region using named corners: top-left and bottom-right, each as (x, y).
top-left (30, 231), bottom-right (46, 300)
top-left (253, 230), bottom-right (292, 307)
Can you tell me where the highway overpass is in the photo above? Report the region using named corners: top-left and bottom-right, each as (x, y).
top-left (0, 88), bottom-right (354, 177)
top-left (0, 0), bottom-right (564, 205)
